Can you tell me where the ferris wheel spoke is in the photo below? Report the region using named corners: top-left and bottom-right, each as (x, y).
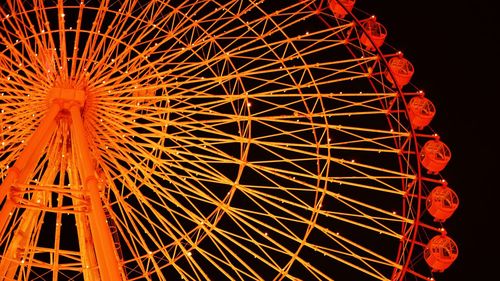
top-left (85, 1), bottom-right (225, 86)
top-left (35, 1), bottom-right (65, 75)
top-left (111, 19), bottom-right (358, 92)
top-left (244, 92), bottom-right (390, 118)
top-left (235, 157), bottom-right (411, 239)
top-left (54, 0), bottom-right (71, 79)
top-left (110, 180), bottom-right (203, 250)
top-left (208, 200), bottom-right (385, 280)
top-left (225, 202), bottom-right (403, 281)
top-left (92, 108), bottom-right (246, 177)
top-left (91, 41), bottom-right (374, 101)
top-left (94, 130), bottom-right (237, 217)
top-left (208, 214), bottom-right (296, 275)
top-left (1, 110), bottom-right (44, 146)
top-left (95, 115), bottom-right (247, 167)
top-left (82, 2), bottom-right (167, 80)
top-left (0, 63), bottom-right (47, 93)
top-left (234, 181), bottom-right (403, 241)
top-left (94, 131), bottom-right (238, 192)
top-left (76, 2), bottom-right (120, 77)
top-left (311, 226), bottom-right (400, 280)
top-left (332, 160), bottom-right (413, 191)
top-left (193, 247), bottom-right (262, 281)
top-left (112, 205), bottom-right (177, 279)
top-left (0, 22), bottom-right (47, 84)
top-left (249, 128), bottom-right (401, 155)
top-left (112, 192), bottom-right (230, 280)
top-left (198, 222), bottom-right (292, 280)
top-left (99, 152), bottom-right (286, 278)
top-left (0, 56), bottom-right (43, 90)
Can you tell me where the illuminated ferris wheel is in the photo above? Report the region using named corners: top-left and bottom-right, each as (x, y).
top-left (0, 0), bottom-right (459, 280)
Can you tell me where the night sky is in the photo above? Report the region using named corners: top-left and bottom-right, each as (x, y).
top-left (366, 0), bottom-right (497, 280)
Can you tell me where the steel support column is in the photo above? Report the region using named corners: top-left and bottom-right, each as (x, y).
top-left (69, 104), bottom-right (123, 281)
top-left (0, 102), bottom-right (61, 238)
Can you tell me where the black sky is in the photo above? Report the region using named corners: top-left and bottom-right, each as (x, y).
top-left (364, 0), bottom-right (497, 280)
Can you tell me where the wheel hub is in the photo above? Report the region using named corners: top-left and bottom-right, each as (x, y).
top-left (47, 87), bottom-right (86, 109)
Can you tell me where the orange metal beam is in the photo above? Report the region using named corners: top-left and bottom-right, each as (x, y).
top-left (67, 156), bottom-right (101, 280)
top-left (0, 102), bottom-right (61, 237)
top-left (69, 104), bottom-right (123, 281)
top-left (0, 102), bottom-right (60, 278)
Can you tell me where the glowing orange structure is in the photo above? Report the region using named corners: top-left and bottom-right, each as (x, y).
top-left (421, 140), bottom-right (452, 174)
top-left (0, 1), bottom-right (458, 280)
top-left (424, 235), bottom-right (459, 272)
top-left (385, 56), bottom-right (415, 88)
top-left (360, 18), bottom-right (387, 51)
top-left (408, 95), bottom-right (436, 130)
top-left (427, 185), bottom-right (459, 222)
top-left (328, 0), bottom-right (356, 18)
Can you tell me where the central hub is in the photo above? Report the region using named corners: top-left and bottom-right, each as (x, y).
top-left (47, 87), bottom-right (86, 109)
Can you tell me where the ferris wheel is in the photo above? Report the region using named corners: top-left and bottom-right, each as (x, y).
top-left (0, 0), bottom-right (459, 280)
